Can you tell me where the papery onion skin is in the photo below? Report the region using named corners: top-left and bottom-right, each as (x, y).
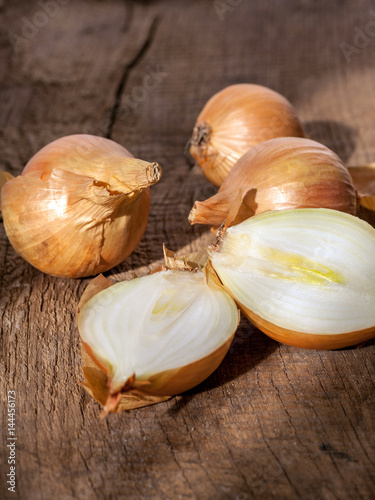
top-left (209, 208), bottom-right (375, 350)
top-left (348, 164), bottom-right (375, 198)
top-left (77, 265), bottom-right (239, 414)
top-left (348, 164), bottom-right (375, 228)
top-left (81, 342), bottom-right (171, 413)
top-left (190, 84), bottom-right (305, 187)
top-left (0, 170), bottom-right (13, 205)
top-left (190, 137), bottom-right (357, 227)
top-left (0, 135), bottom-right (162, 278)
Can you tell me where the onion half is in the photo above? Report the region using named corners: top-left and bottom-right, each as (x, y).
top-left (209, 208), bottom-right (375, 349)
top-left (77, 252), bottom-right (239, 414)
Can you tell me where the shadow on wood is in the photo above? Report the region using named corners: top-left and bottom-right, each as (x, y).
top-left (303, 120), bottom-right (358, 164)
top-left (167, 319), bottom-right (277, 415)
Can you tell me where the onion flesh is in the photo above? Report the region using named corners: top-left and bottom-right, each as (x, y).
top-left (78, 267), bottom-right (239, 413)
top-left (209, 208), bottom-right (375, 348)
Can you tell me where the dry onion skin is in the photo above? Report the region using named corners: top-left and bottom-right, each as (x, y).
top-left (0, 170), bottom-right (13, 204)
top-left (189, 84), bottom-right (305, 187)
top-left (209, 208), bottom-right (375, 350)
top-left (189, 137), bottom-right (357, 228)
top-left (0, 135), bottom-right (162, 278)
top-left (77, 251), bottom-right (239, 414)
top-left (348, 163), bottom-right (375, 228)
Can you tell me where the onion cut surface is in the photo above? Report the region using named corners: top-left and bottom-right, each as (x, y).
top-left (209, 209), bottom-right (375, 349)
top-left (78, 269), bottom-right (239, 412)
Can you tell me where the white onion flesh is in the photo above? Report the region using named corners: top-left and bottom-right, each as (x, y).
top-left (210, 209), bottom-right (375, 335)
top-left (78, 270), bottom-right (238, 392)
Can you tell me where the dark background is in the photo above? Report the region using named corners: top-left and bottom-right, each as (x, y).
top-left (0, 1), bottom-right (374, 499)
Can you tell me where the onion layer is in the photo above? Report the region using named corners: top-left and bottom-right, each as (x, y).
top-left (209, 208), bottom-right (375, 349)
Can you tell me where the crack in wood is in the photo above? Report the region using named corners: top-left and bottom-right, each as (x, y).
top-left (106, 15), bottom-right (160, 139)
top-left (122, 0), bottom-right (134, 34)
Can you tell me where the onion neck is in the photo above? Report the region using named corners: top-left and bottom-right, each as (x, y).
top-left (107, 159), bottom-right (162, 194)
top-left (189, 191), bottom-right (231, 226)
top-left (101, 374), bottom-right (137, 416)
top-left (189, 189), bottom-right (255, 227)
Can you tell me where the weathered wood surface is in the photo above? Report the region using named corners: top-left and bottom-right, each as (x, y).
top-left (0, 1), bottom-right (374, 499)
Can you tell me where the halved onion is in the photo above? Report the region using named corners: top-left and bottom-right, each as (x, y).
top-left (77, 254), bottom-right (239, 414)
top-left (209, 208), bottom-right (375, 349)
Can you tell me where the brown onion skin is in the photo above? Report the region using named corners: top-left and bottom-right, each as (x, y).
top-left (239, 303), bottom-right (375, 350)
top-left (190, 84), bottom-right (305, 187)
top-left (189, 137), bottom-right (357, 227)
top-left (348, 164), bottom-right (375, 228)
top-left (1, 182), bottom-right (150, 278)
top-left (22, 134), bottom-right (134, 178)
top-left (348, 164), bottom-right (375, 198)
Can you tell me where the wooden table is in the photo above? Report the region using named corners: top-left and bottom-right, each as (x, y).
top-left (1, 1), bottom-right (374, 499)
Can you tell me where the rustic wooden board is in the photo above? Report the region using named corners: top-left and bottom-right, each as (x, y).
top-left (1, 1), bottom-right (374, 499)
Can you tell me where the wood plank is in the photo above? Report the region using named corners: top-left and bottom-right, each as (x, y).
top-left (1, 1), bottom-right (374, 499)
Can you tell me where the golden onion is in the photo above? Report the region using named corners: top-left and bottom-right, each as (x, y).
top-left (190, 84), bottom-right (305, 186)
top-left (0, 135), bottom-right (162, 278)
top-left (189, 137), bottom-right (357, 228)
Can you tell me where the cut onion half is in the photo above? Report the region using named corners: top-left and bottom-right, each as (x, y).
top-left (77, 252), bottom-right (239, 414)
top-left (209, 208), bottom-right (375, 349)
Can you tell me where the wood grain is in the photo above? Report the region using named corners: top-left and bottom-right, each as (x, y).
top-left (0, 1), bottom-right (374, 499)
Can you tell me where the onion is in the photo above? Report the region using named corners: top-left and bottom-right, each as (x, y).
top-left (209, 208), bottom-right (375, 349)
top-left (189, 137), bottom-right (357, 228)
top-left (189, 84), bottom-right (305, 186)
top-left (77, 249), bottom-right (239, 414)
top-left (0, 135), bottom-right (162, 278)
top-left (77, 210), bottom-right (375, 414)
